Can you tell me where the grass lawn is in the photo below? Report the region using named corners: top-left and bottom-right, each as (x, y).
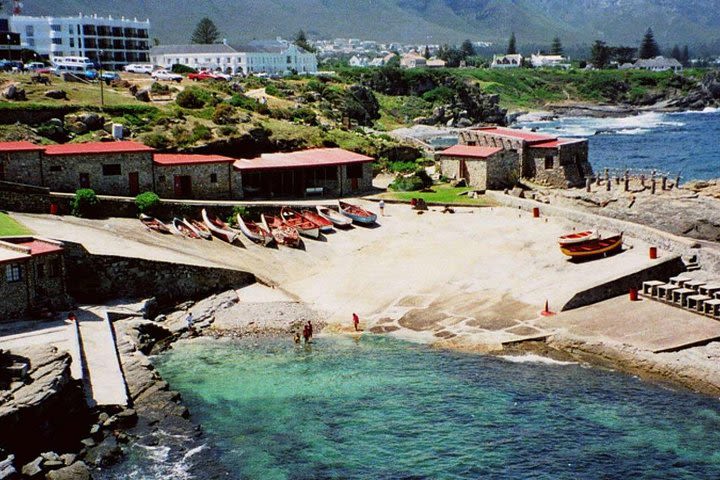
top-left (378, 184), bottom-right (495, 207)
top-left (0, 212), bottom-right (32, 237)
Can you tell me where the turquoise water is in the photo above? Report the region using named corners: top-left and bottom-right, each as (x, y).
top-left (132, 336), bottom-right (720, 479)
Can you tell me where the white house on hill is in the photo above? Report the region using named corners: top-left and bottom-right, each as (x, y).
top-left (530, 53), bottom-right (570, 69)
top-left (633, 56), bottom-right (683, 73)
top-left (491, 54), bottom-right (522, 68)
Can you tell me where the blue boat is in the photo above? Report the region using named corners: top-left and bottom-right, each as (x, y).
top-left (338, 201), bottom-right (377, 224)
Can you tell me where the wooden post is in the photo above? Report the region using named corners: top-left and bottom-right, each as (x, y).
top-left (624, 176), bottom-right (630, 192)
top-left (651, 178), bottom-right (656, 194)
top-left (640, 175), bottom-right (645, 188)
top-left (662, 176), bottom-right (667, 190)
top-left (604, 168), bottom-right (609, 184)
top-left (606, 177), bottom-right (611, 191)
top-left (586, 176), bottom-right (592, 193)
top-left (675, 174), bottom-right (681, 189)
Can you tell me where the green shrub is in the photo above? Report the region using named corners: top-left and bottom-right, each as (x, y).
top-left (190, 124), bottom-right (212, 143)
top-left (141, 132), bottom-right (170, 149)
top-left (212, 103), bottom-right (236, 125)
top-left (218, 125), bottom-right (237, 136)
top-left (135, 191), bottom-right (160, 215)
top-left (228, 94), bottom-right (270, 114)
top-left (291, 107), bottom-right (318, 126)
top-left (265, 84), bottom-right (280, 96)
top-left (71, 189), bottom-right (99, 218)
top-left (388, 160), bottom-right (418, 173)
top-left (421, 86), bottom-right (454, 104)
top-left (150, 82), bottom-right (170, 95)
top-left (389, 168), bottom-right (432, 192)
top-left (228, 205), bottom-right (248, 225)
top-left (171, 63), bottom-right (196, 74)
top-left (176, 88), bottom-right (205, 109)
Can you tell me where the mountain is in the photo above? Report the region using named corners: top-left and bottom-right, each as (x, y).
top-left (17, 0), bottom-right (720, 49)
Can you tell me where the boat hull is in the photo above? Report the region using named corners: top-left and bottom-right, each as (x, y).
top-left (316, 206), bottom-right (352, 227)
top-left (300, 210), bottom-right (334, 232)
top-left (139, 214), bottom-right (171, 234)
top-left (237, 214), bottom-right (274, 247)
top-left (202, 209), bottom-right (238, 244)
top-left (172, 217), bottom-right (200, 239)
top-left (558, 230), bottom-right (598, 246)
top-left (339, 201), bottom-right (377, 224)
top-left (281, 207), bottom-right (321, 239)
top-left (262, 214), bottom-right (300, 247)
top-left (560, 234), bottom-right (623, 258)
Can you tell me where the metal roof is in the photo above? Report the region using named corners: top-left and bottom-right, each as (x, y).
top-left (44, 141), bottom-right (154, 156)
top-left (439, 145), bottom-right (503, 158)
top-left (234, 148), bottom-right (373, 171)
top-left (150, 44), bottom-right (237, 56)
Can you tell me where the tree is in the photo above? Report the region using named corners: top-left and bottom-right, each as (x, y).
top-left (460, 39), bottom-right (475, 58)
top-left (681, 45), bottom-right (690, 66)
top-left (294, 30), bottom-right (316, 53)
top-left (423, 45), bottom-right (431, 59)
top-left (638, 27), bottom-right (660, 59)
top-left (671, 44), bottom-right (681, 62)
top-left (550, 36), bottom-right (563, 55)
top-left (191, 17), bottom-right (220, 44)
top-left (507, 32), bottom-right (517, 55)
top-left (591, 40), bottom-right (611, 69)
top-left (439, 44), bottom-right (464, 67)
top-left (613, 46), bottom-right (636, 64)
top-left (152, 38), bottom-right (161, 47)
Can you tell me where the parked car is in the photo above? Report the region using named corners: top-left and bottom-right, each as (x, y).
top-left (0, 60), bottom-right (23, 72)
top-left (188, 70), bottom-right (227, 81)
top-left (100, 71), bottom-right (121, 82)
top-left (151, 69), bottom-right (183, 82)
top-left (25, 62), bottom-right (47, 72)
top-left (124, 63), bottom-right (154, 74)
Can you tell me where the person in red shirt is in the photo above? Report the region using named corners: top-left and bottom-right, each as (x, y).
top-left (352, 313), bottom-right (359, 331)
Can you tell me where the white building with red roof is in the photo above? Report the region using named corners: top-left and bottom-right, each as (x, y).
top-left (437, 145), bottom-right (519, 190)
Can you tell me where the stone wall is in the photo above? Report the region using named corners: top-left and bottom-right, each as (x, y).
top-left (43, 152), bottom-right (154, 196)
top-left (338, 163), bottom-right (373, 195)
top-left (527, 142), bottom-right (591, 188)
top-left (1, 150), bottom-right (43, 186)
top-left (155, 163), bottom-right (234, 199)
top-left (0, 261), bottom-right (30, 319)
top-left (0, 181), bottom-right (53, 213)
top-left (486, 151), bottom-right (521, 190)
top-left (61, 242), bottom-right (255, 306)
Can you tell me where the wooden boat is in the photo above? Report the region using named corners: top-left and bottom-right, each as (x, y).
top-left (339, 200), bottom-right (377, 224)
top-left (316, 206), bottom-right (352, 228)
top-left (261, 214), bottom-right (300, 247)
top-left (139, 213), bottom-right (171, 234)
top-left (201, 209), bottom-right (238, 244)
top-left (300, 209), bottom-right (334, 232)
top-left (171, 217), bottom-right (201, 239)
top-left (237, 213), bottom-right (274, 247)
top-left (280, 207), bottom-right (320, 239)
top-left (187, 218), bottom-right (212, 240)
top-left (560, 233), bottom-right (624, 258)
top-left (558, 230), bottom-right (598, 246)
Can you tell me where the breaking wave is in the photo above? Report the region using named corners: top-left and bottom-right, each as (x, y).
top-left (497, 354), bottom-right (578, 366)
top-left (517, 111), bottom-right (685, 137)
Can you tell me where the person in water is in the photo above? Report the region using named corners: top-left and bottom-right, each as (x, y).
top-left (302, 323), bottom-right (311, 344)
top-left (307, 320), bottom-right (313, 339)
top-left (352, 313), bottom-right (360, 331)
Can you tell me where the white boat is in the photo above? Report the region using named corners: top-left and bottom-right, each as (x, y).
top-left (171, 217), bottom-right (201, 239)
top-left (558, 230), bottom-right (599, 246)
top-left (237, 214), bottom-right (274, 247)
top-left (201, 209), bottom-right (238, 244)
top-left (316, 206), bottom-right (352, 228)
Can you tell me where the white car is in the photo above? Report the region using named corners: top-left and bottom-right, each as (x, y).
top-left (151, 69), bottom-right (183, 82)
top-left (213, 72), bottom-right (232, 81)
top-left (124, 63), bottom-right (154, 74)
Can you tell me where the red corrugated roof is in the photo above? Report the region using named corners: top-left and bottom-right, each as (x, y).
top-left (0, 141), bottom-right (45, 153)
top-left (532, 138), bottom-right (584, 149)
top-left (234, 148), bottom-right (374, 171)
top-left (15, 240), bottom-right (63, 256)
top-left (439, 145), bottom-right (502, 158)
top-left (471, 126), bottom-right (556, 143)
top-left (44, 141), bottom-right (154, 156)
top-left (154, 153), bottom-right (236, 166)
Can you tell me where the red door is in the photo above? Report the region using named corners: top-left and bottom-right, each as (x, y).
top-left (79, 173), bottom-right (90, 188)
top-left (174, 175), bottom-right (192, 198)
top-left (351, 177), bottom-right (359, 191)
top-left (128, 172), bottom-right (140, 196)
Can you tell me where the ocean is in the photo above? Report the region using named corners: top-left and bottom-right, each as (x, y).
top-left (109, 336), bottom-right (720, 479)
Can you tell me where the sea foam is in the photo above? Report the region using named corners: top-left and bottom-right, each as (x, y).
top-left (498, 354), bottom-right (578, 366)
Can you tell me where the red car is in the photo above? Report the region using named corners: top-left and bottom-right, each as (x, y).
top-left (187, 71), bottom-right (227, 81)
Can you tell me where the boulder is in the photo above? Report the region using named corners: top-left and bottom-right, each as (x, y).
top-left (2, 84), bottom-right (25, 101)
top-left (0, 455), bottom-right (16, 480)
top-left (45, 461), bottom-right (91, 480)
top-left (44, 90), bottom-right (68, 100)
top-left (83, 437), bottom-right (122, 468)
top-left (456, 117), bottom-right (473, 128)
top-left (135, 88), bottom-right (151, 102)
top-left (21, 457), bottom-right (43, 478)
top-left (66, 122), bottom-right (88, 135)
top-left (77, 113), bottom-right (105, 131)
top-left (59, 454), bottom-right (76, 467)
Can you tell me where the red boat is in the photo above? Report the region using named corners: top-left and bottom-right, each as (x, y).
top-left (280, 207), bottom-right (320, 239)
top-left (261, 214), bottom-right (300, 247)
top-left (558, 230), bottom-right (598, 246)
top-left (560, 233), bottom-right (623, 258)
top-left (300, 209), bottom-right (334, 232)
top-left (139, 214), bottom-right (171, 234)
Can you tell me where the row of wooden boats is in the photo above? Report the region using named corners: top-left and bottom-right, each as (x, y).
top-left (558, 229), bottom-right (624, 258)
top-left (139, 200), bottom-right (378, 248)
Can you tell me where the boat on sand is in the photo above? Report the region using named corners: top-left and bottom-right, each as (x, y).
top-left (560, 233), bottom-right (623, 258)
top-left (237, 214), bottom-right (274, 247)
top-left (300, 209), bottom-right (334, 232)
top-left (280, 207), bottom-right (320, 239)
top-left (339, 201), bottom-right (377, 224)
top-left (261, 214), bottom-right (300, 247)
top-left (316, 206), bottom-right (352, 228)
top-left (139, 214), bottom-right (171, 234)
top-left (558, 230), bottom-right (598, 246)
top-left (187, 218), bottom-right (212, 240)
top-left (172, 217), bottom-right (201, 239)
top-left (202, 209), bottom-right (238, 244)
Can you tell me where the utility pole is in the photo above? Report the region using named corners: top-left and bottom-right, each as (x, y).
top-left (98, 50), bottom-right (104, 107)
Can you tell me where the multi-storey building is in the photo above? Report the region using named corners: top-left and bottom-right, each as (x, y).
top-left (9, 14), bottom-right (150, 70)
top-left (149, 39), bottom-right (318, 76)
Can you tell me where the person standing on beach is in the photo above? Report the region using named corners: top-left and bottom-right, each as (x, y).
top-left (353, 313), bottom-right (360, 331)
top-left (186, 311), bottom-right (194, 330)
top-left (379, 200), bottom-right (385, 216)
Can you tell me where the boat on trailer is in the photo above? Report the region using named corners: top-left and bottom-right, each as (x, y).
top-left (139, 214), bottom-right (171, 234)
top-left (558, 230), bottom-right (598, 247)
top-left (237, 214), bottom-right (274, 247)
top-left (202, 209), bottom-right (238, 244)
top-left (172, 217), bottom-right (201, 239)
top-left (316, 206), bottom-right (352, 228)
top-left (339, 201), bottom-right (377, 224)
top-left (560, 233), bottom-right (624, 258)
top-left (187, 218), bottom-right (212, 240)
top-left (262, 214), bottom-right (300, 247)
top-left (280, 207), bottom-right (320, 239)
top-left (300, 209), bottom-right (334, 232)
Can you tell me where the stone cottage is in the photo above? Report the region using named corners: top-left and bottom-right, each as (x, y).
top-left (0, 236), bottom-right (67, 320)
top-left (437, 145), bottom-right (519, 190)
top-left (0, 141), bottom-right (45, 186)
top-left (153, 153), bottom-right (236, 200)
top-left (233, 148), bottom-right (374, 199)
top-left (42, 141), bottom-right (155, 196)
top-left (458, 127), bottom-right (592, 188)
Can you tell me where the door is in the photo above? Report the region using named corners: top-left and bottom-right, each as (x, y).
top-left (351, 177), bottom-right (359, 191)
top-left (174, 175), bottom-right (192, 199)
top-left (460, 160), bottom-right (470, 182)
top-left (79, 173), bottom-right (90, 189)
top-left (128, 172), bottom-right (140, 196)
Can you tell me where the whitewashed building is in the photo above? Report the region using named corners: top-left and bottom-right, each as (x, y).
top-left (530, 53), bottom-right (570, 69)
top-left (9, 14), bottom-right (150, 70)
top-left (490, 54), bottom-right (523, 68)
top-left (149, 40), bottom-right (318, 75)
top-left (633, 56), bottom-right (683, 73)
top-left (400, 52), bottom-right (426, 68)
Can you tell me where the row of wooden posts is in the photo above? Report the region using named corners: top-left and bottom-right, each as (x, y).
top-left (585, 169), bottom-right (679, 194)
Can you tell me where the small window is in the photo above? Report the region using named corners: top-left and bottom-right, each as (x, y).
top-left (544, 155), bottom-right (554, 170)
top-left (51, 24), bottom-right (61, 32)
top-left (210, 173), bottom-right (218, 183)
top-left (158, 175), bottom-right (166, 183)
top-left (49, 165), bottom-right (62, 172)
top-left (28, 39), bottom-right (35, 47)
top-left (51, 38), bottom-right (62, 45)
top-left (6, 264), bottom-right (22, 283)
top-left (102, 164), bottom-right (121, 176)
top-left (287, 56), bottom-right (292, 64)
top-left (26, 25), bottom-right (34, 36)
top-left (69, 38), bottom-right (75, 48)
top-left (466, 141), bottom-right (476, 146)
top-left (36, 263), bottom-right (45, 279)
